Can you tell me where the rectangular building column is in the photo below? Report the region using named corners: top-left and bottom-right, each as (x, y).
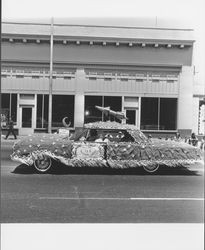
top-left (74, 94), bottom-right (85, 128)
top-left (192, 97), bottom-right (199, 134)
top-left (74, 68), bottom-right (86, 128)
top-left (177, 66), bottom-right (194, 136)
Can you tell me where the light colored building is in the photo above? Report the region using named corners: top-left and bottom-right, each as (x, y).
top-left (1, 20), bottom-right (203, 137)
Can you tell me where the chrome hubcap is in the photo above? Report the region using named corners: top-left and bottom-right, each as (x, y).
top-left (34, 155), bottom-right (51, 172)
top-left (143, 164), bottom-right (159, 173)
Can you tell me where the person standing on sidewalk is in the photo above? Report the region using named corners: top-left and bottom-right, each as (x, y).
top-left (5, 117), bottom-right (17, 140)
top-left (188, 132), bottom-right (198, 146)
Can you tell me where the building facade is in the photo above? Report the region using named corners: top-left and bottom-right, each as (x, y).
top-left (1, 21), bottom-right (201, 136)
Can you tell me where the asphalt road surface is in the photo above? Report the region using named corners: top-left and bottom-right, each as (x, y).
top-left (1, 139), bottom-right (204, 223)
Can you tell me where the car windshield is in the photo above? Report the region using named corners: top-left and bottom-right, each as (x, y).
top-left (84, 121), bottom-right (148, 144)
top-left (70, 121), bottom-right (148, 144)
top-left (78, 129), bottom-right (135, 142)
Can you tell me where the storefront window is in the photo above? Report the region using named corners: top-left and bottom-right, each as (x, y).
top-left (1, 94), bottom-right (10, 109)
top-left (1, 94), bottom-right (10, 127)
top-left (11, 94), bottom-right (17, 122)
top-left (160, 98), bottom-right (177, 130)
top-left (104, 96), bottom-right (122, 121)
top-left (141, 98), bottom-right (158, 130)
top-left (43, 95), bottom-right (49, 128)
top-left (52, 95), bottom-right (74, 127)
top-left (37, 95), bottom-right (43, 128)
top-left (141, 97), bottom-right (177, 130)
top-left (1, 93), bottom-right (17, 122)
top-left (36, 94), bottom-right (49, 128)
top-left (84, 96), bottom-right (103, 123)
top-left (84, 96), bottom-right (122, 123)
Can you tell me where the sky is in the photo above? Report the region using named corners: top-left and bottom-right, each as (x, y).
top-left (2, 0), bottom-right (205, 86)
top-left (2, 0), bottom-right (204, 20)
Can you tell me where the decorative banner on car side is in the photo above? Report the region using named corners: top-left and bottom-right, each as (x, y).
top-left (72, 143), bottom-right (104, 160)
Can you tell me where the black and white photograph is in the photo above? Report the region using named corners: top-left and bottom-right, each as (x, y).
top-left (1, 0), bottom-right (204, 249)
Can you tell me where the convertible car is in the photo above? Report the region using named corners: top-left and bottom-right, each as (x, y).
top-left (11, 121), bottom-right (202, 173)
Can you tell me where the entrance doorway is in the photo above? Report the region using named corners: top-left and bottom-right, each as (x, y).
top-left (22, 107), bottom-right (32, 128)
top-left (126, 110), bottom-right (136, 125)
top-left (19, 106), bottom-right (34, 135)
top-left (124, 96), bottom-right (139, 128)
top-left (125, 108), bottom-right (139, 127)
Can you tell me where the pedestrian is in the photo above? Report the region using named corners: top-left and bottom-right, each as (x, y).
top-left (5, 117), bottom-right (17, 140)
top-left (188, 132), bottom-right (198, 146)
top-left (174, 132), bottom-right (181, 141)
top-left (200, 136), bottom-right (205, 150)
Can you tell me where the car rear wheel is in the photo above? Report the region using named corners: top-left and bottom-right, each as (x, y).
top-left (34, 154), bottom-right (52, 173)
top-left (143, 164), bottom-right (159, 173)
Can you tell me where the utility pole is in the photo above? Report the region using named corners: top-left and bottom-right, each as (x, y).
top-left (48, 17), bottom-right (54, 133)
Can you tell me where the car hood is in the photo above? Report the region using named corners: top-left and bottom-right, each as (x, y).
top-left (12, 133), bottom-right (72, 157)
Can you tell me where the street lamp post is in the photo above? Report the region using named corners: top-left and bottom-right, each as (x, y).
top-left (48, 17), bottom-right (54, 133)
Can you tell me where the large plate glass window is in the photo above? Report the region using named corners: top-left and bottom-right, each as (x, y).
top-left (52, 95), bottom-right (74, 127)
top-left (160, 98), bottom-right (177, 130)
top-left (36, 94), bottom-right (49, 128)
top-left (84, 96), bottom-right (122, 123)
top-left (141, 97), bottom-right (177, 130)
top-left (1, 93), bottom-right (17, 123)
top-left (141, 98), bottom-right (158, 130)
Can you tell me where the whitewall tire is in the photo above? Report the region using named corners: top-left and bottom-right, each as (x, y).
top-left (143, 164), bottom-right (160, 173)
top-left (34, 154), bottom-right (52, 173)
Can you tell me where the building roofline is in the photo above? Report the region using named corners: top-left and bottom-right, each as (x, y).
top-left (1, 21), bottom-right (194, 32)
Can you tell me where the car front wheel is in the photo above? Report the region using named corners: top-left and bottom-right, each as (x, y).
top-left (143, 164), bottom-right (159, 173)
top-left (34, 154), bottom-right (52, 173)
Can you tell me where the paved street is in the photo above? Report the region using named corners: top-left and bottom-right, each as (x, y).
top-left (1, 139), bottom-right (204, 223)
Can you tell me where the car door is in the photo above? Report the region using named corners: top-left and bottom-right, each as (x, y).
top-left (71, 129), bottom-right (106, 163)
top-left (106, 130), bottom-right (136, 161)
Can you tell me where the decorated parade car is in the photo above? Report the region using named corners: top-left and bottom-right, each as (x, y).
top-left (11, 107), bottom-right (202, 174)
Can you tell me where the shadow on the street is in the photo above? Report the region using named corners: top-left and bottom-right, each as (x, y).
top-left (12, 164), bottom-right (37, 174)
top-left (12, 163), bottom-right (201, 176)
